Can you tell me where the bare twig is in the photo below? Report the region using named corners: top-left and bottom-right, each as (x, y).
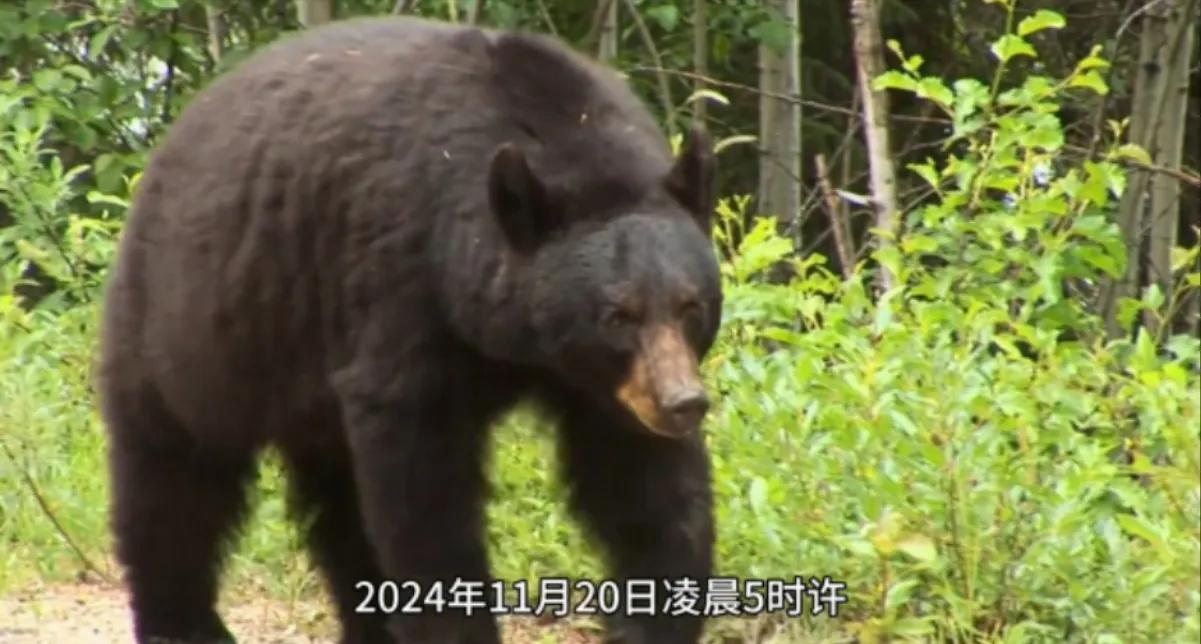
top-left (1116, 0), bottom-right (1174, 41)
top-left (1119, 158), bottom-right (1201, 187)
top-left (620, 0), bottom-right (675, 136)
top-left (532, 0), bottom-right (559, 36)
top-left (1084, 0), bottom-right (1141, 159)
top-left (692, 0), bottom-right (707, 125)
top-left (160, 10), bottom-right (179, 125)
top-left (625, 66), bottom-right (947, 124)
top-left (0, 439), bottom-right (116, 585)
top-left (816, 154), bottom-right (855, 279)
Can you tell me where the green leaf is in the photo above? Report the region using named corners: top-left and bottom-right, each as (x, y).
top-left (842, 537), bottom-right (877, 559)
top-left (32, 69), bottom-right (63, 92)
top-left (748, 477), bottom-right (768, 515)
top-left (896, 534), bottom-right (938, 564)
top-left (888, 617), bottom-right (937, 637)
top-left (86, 191), bottom-right (130, 208)
top-left (714, 135), bottom-right (758, 154)
top-left (916, 77), bottom-right (954, 107)
top-left (750, 17), bottom-right (791, 52)
top-left (1075, 55), bottom-right (1111, 72)
top-left (1018, 10), bottom-right (1066, 36)
top-left (991, 35), bottom-right (1037, 63)
top-left (908, 160), bottom-right (940, 190)
top-left (1115, 514), bottom-right (1167, 555)
top-left (89, 23), bottom-right (118, 57)
top-left (902, 54), bottom-right (924, 74)
top-left (645, 5), bottom-right (679, 32)
top-left (1114, 143), bottom-right (1151, 166)
top-left (873, 70), bottom-right (919, 93)
top-left (1076, 246), bottom-right (1121, 277)
top-left (61, 64), bottom-right (92, 81)
top-left (1170, 245), bottom-right (1198, 272)
top-left (884, 579), bottom-right (919, 610)
top-left (1117, 297), bottom-right (1145, 329)
top-left (1142, 283), bottom-right (1164, 310)
top-left (1081, 161), bottom-right (1114, 206)
top-left (684, 88), bottom-right (729, 107)
top-left (1069, 70), bottom-right (1109, 95)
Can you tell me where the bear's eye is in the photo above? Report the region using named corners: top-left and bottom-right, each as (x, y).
top-left (677, 299), bottom-right (704, 320)
top-left (603, 307), bottom-right (642, 329)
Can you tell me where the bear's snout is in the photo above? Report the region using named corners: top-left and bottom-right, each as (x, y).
top-left (615, 324), bottom-right (709, 437)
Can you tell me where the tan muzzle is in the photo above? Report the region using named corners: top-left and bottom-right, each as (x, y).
top-left (615, 325), bottom-right (710, 438)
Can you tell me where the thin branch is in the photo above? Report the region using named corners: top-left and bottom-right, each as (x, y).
top-left (625, 66), bottom-right (947, 124)
top-left (160, 9), bottom-right (179, 125)
top-left (620, 0), bottom-right (675, 136)
top-left (532, 0), bottom-right (559, 36)
top-left (1116, 0), bottom-right (1174, 41)
top-left (1120, 159), bottom-right (1201, 187)
top-left (584, 0), bottom-right (618, 53)
top-left (0, 440), bottom-right (116, 585)
top-left (1085, 0), bottom-right (1141, 159)
top-left (692, 0), bottom-right (707, 125)
top-left (816, 153), bottom-right (855, 279)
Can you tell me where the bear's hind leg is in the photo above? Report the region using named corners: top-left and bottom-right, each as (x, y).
top-left (108, 399), bottom-right (255, 643)
top-left (282, 441), bottom-right (391, 644)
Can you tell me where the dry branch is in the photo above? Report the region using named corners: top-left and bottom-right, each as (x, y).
top-left (816, 154), bottom-right (855, 279)
top-left (621, 0), bottom-right (676, 136)
top-left (0, 440), bottom-right (115, 585)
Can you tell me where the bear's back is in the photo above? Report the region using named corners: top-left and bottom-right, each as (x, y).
top-left (121, 15), bottom-right (668, 288)
top-left (101, 17), bottom-right (673, 439)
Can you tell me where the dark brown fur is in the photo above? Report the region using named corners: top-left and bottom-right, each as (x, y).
top-left (100, 16), bottom-right (721, 644)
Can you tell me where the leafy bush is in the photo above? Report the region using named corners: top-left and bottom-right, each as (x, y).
top-left (696, 12), bottom-right (1200, 641)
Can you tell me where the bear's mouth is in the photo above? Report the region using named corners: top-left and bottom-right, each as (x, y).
top-left (614, 325), bottom-right (710, 438)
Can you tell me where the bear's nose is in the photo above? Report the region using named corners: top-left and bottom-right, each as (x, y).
top-left (663, 389), bottom-right (710, 434)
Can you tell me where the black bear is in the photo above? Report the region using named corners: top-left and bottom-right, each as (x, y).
top-left (98, 15), bottom-right (722, 644)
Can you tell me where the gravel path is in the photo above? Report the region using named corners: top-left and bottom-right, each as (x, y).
top-left (0, 582), bottom-right (600, 644)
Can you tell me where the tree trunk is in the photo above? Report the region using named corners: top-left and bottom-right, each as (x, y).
top-left (1147, 0), bottom-right (1197, 336)
top-left (692, 0), bottom-right (708, 125)
top-left (204, 2), bottom-right (226, 64)
top-left (1103, 0), bottom-right (1196, 337)
top-left (756, 0), bottom-right (801, 235)
top-left (467, 0), bottom-right (486, 25)
top-left (297, 0), bottom-right (331, 28)
top-left (597, 0), bottom-right (618, 62)
top-left (851, 0), bottom-right (897, 291)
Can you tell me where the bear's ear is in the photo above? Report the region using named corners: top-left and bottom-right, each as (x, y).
top-left (488, 143), bottom-right (554, 253)
top-left (664, 123), bottom-right (717, 236)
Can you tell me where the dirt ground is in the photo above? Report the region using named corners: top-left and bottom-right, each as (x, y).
top-left (0, 582), bottom-right (602, 644)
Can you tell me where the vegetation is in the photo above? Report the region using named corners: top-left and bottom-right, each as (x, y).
top-left (1, 0), bottom-right (1198, 642)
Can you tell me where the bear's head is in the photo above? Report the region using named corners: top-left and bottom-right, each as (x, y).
top-left (488, 125), bottom-right (722, 438)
